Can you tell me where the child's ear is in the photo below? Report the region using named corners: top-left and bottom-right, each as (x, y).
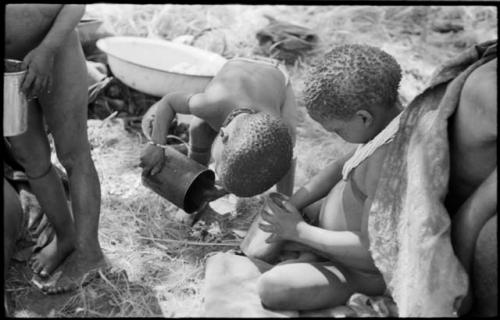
top-left (355, 110), bottom-right (373, 127)
top-left (219, 128), bottom-right (229, 143)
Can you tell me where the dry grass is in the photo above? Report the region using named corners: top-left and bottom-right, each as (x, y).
top-left (6, 4), bottom-right (497, 317)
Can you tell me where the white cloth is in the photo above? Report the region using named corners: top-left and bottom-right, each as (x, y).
top-left (342, 114), bottom-right (401, 180)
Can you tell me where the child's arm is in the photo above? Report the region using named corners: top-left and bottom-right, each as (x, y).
top-left (262, 146), bottom-right (386, 269)
top-left (276, 158), bottom-right (296, 196)
top-left (289, 150), bottom-right (354, 211)
top-left (274, 84), bottom-right (298, 196)
top-left (140, 92), bottom-right (199, 175)
top-left (260, 200), bottom-right (373, 269)
top-left (150, 93), bottom-right (196, 145)
top-left (21, 5), bottom-right (85, 97)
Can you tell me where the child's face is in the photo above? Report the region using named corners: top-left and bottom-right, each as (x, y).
top-left (211, 114), bottom-right (244, 176)
top-left (211, 128), bottom-right (226, 177)
top-left (320, 114), bottom-right (371, 143)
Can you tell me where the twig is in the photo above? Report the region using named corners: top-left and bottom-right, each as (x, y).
top-left (166, 134), bottom-right (189, 149)
top-left (139, 236), bottom-right (240, 247)
top-left (5, 287), bottom-right (31, 292)
top-left (98, 269), bottom-right (120, 293)
top-left (100, 110), bottom-right (119, 127)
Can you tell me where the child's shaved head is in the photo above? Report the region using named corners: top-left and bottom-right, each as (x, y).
top-left (304, 44), bottom-right (402, 122)
top-left (217, 112), bottom-right (293, 197)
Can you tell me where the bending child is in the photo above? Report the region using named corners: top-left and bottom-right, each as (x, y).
top-left (140, 57), bottom-right (298, 197)
top-left (256, 44), bottom-right (403, 310)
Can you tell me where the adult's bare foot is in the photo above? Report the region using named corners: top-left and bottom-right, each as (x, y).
top-left (41, 249), bottom-right (107, 295)
top-left (28, 236), bottom-right (75, 278)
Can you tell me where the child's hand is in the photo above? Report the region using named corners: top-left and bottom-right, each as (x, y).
top-left (140, 144), bottom-right (165, 176)
top-left (259, 197), bottom-right (305, 243)
top-left (21, 44), bottom-right (56, 99)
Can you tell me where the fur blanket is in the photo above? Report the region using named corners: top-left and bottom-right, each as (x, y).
top-left (368, 40), bottom-right (497, 317)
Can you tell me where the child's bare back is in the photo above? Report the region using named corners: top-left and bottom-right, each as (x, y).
top-left (209, 59), bottom-right (287, 109)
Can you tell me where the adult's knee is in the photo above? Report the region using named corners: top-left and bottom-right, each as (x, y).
top-left (8, 143), bottom-right (51, 178)
top-left (57, 145), bottom-right (92, 174)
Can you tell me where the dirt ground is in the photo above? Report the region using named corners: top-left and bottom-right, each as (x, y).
top-left (5, 4), bottom-right (497, 317)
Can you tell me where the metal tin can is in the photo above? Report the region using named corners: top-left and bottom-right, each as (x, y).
top-left (4, 59), bottom-right (28, 137)
top-left (240, 192), bottom-right (289, 263)
top-left (141, 146), bottom-right (216, 213)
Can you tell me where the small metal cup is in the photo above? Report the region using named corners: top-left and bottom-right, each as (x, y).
top-left (240, 192), bottom-right (290, 263)
top-left (4, 59), bottom-right (28, 137)
top-left (142, 146), bottom-right (216, 213)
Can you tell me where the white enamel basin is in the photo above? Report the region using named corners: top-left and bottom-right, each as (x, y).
top-left (96, 36), bottom-right (227, 97)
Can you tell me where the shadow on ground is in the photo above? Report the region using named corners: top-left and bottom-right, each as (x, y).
top-left (5, 261), bottom-right (163, 317)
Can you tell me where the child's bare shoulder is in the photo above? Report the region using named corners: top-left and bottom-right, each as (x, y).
top-left (189, 87), bottom-right (232, 120)
top-left (459, 58), bottom-right (497, 140)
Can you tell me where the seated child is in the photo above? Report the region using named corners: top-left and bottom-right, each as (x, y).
top-left (140, 57), bottom-right (298, 197)
top-left (256, 44), bottom-right (403, 310)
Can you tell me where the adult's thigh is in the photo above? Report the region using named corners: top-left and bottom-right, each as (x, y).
top-left (37, 30), bottom-right (90, 166)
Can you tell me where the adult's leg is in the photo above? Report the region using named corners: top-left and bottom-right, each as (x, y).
top-left (472, 214), bottom-right (497, 316)
top-left (4, 179), bottom-right (24, 316)
top-left (3, 179), bottom-right (24, 283)
top-left (37, 30), bottom-right (104, 294)
top-left (6, 101), bottom-right (75, 277)
top-left (257, 261), bottom-right (385, 311)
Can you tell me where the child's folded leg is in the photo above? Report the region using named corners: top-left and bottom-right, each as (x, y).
top-left (277, 241), bottom-right (320, 264)
top-left (257, 261), bottom-right (385, 311)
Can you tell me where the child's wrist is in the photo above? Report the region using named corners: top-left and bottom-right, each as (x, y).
top-left (289, 188), bottom-right (308, 210)
top-left (189, 145), bottom-right (211, 154)
top-left (293, 220), bottom-right (310, 242)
